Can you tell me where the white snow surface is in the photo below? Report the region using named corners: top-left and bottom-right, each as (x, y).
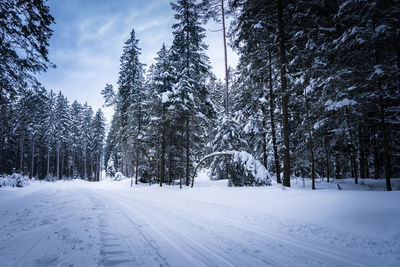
top-left (0, 174), bottom-right (400, 267)
top-left (325, 98), bottom-right (357, 111)
top-left (0, 173), bottom-right (30, 188)
top-left (161, 92), bottom-right (170, 103)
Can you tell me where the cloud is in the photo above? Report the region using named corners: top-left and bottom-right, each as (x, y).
top-left (38, 0), bottom-right (238, 124)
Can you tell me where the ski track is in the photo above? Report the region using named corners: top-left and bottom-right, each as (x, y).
top-left (133, 193), bottom-right (372, 267)
top-left (85, 187), bottom-right (236, 267)
top-left (86, 187), bottom-right (288, 266)
top-left (0, 182), bottom-right (399, 266)
top-left (87, 186), bottom-right (375, 267)
top-left (122, 186), bottom-right (400, 265)
top-left (89, 185), bottom-right (399, 267)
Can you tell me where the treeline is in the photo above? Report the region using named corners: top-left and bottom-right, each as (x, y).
top-left (0, 86), bottom-right (106, 180)
top-left (0, 1), bottom-right (105, 180)
top-left (105, 0), bottom-right (399, 190)
top-left (1, 1), bottom-right (399, 189)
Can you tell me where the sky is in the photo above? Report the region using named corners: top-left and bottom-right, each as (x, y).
top-left (38, 0), bottom-right (238, 124)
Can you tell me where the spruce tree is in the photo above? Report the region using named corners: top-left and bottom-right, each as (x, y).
top-left (170, 0), bottom-right (215, 187)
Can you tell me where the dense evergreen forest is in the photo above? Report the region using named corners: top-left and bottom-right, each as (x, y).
top-left (1, 0), bottom-right (399, 190)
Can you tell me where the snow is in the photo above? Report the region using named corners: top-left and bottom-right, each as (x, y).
top-left (375, 24), bottom-right (388, 34)
top-left (161, 92), bottom-right (169, 103)
top-left (325, 98), bottom-right (357, 111)
top-left (113, 172), bottom-right (126, 181)
top-left (0, 176), bottom-right (399, 266)
top-left (0, 173), bottom-right (30, 188)
top-left (319, 27), bottom-right (335, 32)
top-left (253, 22), bottom-right (263, 29)
top-left (313, 119), bottom-right (326, 130)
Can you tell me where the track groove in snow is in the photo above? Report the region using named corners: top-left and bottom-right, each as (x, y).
top-left (1, 179), bottom-right (399, 266)
top-left (142, 194), bottom-right (371, 266)
top-left (86, 187), bottom-right (236, 267)
top-left (90, 186), bottom-right (374, 266)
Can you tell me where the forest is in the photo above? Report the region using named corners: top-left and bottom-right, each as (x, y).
top-left (1, 0), bottom-right (399, 190)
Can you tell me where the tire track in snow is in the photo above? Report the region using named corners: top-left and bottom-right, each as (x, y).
top-left (87, 190), bottom-right (171, 267)
top-left (86, 187), bottom-right (237, 267)
top-left (108, 188), bottom-right (374, 267)
top-left (116, 199), bottom-right (236, 267)
top-left (7, 188), bottom-right (92, 267)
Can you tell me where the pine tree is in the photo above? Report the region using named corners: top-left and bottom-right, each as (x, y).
top-left (92, 109), bottom-right (106, 181)
top-left (81, 103), bottom-right (93, 180)
top-left (147, 44), bottom-right (175, 186)
top-left (115, 28), bottom-right (146, 184)
top-left (0, 0), bottom-right (54, 98)
top-left (209, 114), bottom-right (247, 180)
top-left (170, 0), bottom-right (215, 187)
top-left (106, 157), bottom-right (116, 178)
top-left (54, 92), bottom-right (70, 179)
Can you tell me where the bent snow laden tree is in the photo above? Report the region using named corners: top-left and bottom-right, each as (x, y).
top-left (191, 151), bottom-right (272, 188)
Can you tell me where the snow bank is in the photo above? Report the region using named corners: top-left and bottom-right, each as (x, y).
top-left (0, 173), bottom-right (30, 188)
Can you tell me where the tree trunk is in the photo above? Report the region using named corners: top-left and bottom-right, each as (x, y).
top-left (61, 151), bottom-right (64, 179)
top-left (304, 89), bottom-right (315, 190)
top-left (84, 147), bottom-right (87, 179)
top-left (57, 146), bottom-right (60, 179)
top-left (397, 47), bottom-right (400, 90)
top-left (262, 114), bottom-right (267, 168)
top-left (135, 151), bottom-right (139, 185)
top-left (31, 139), bottom-right (35, 178)
top-left (99, 152), bottom-right (101, 181)
top-left (359, 126), bottom-right (366, 179)
top-left (375, 58), bottom-right (392, 191)
top-left (131, 160), bottom-right (134, 187)
top-left (90, 154), bottom-right (93, 181)
top-left (180, 141), bottom-right (183, 189)
top-left (345, 108), bottom-right (358, 184)
top-left (364, 126), bottom-right (370, 178)
top-left (135, 106), bottom-right (142, 185)
top-left (324, 137), bottom-right (330, 183)
top-left (335, 152), bottom-right (340, 179)
top-left (168, 149), bottom-right (172, 186)
top-left (277, 0), bottom-right (290, 187)
top-left (371, 120), bottom-right (379, 178)
top-left (20, 129), bottom-right (25, 173)
top-left (160, 127), bottom-right (165, 187)
top-left (268, 50), bottom-right (281, 183)
top-left (185, 119), bottom-right (190, 186)
top-left (47, 150), bottom-right (50, 178)
top-left (221, 0), bottom-right (229, 115)
top-left (378, 79), bottom-right (391, 191)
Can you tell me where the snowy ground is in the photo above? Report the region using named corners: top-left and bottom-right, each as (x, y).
top-left (0, 172), bottom-right (400, 267)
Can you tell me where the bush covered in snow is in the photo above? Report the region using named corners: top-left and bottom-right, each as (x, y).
top-left (0, 173), bottom-right (30, 188)
top-left (113, 172), bottom-right (126, 181)
top-left (207, 151), bottom-right (272, 187)
top-left (228, 151), bottom-right (272, 187)
top-left (106, 157), bottom-right (116, 178)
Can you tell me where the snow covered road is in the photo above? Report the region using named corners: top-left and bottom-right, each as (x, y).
top-left (1, 178), bottom-right (399, 267)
